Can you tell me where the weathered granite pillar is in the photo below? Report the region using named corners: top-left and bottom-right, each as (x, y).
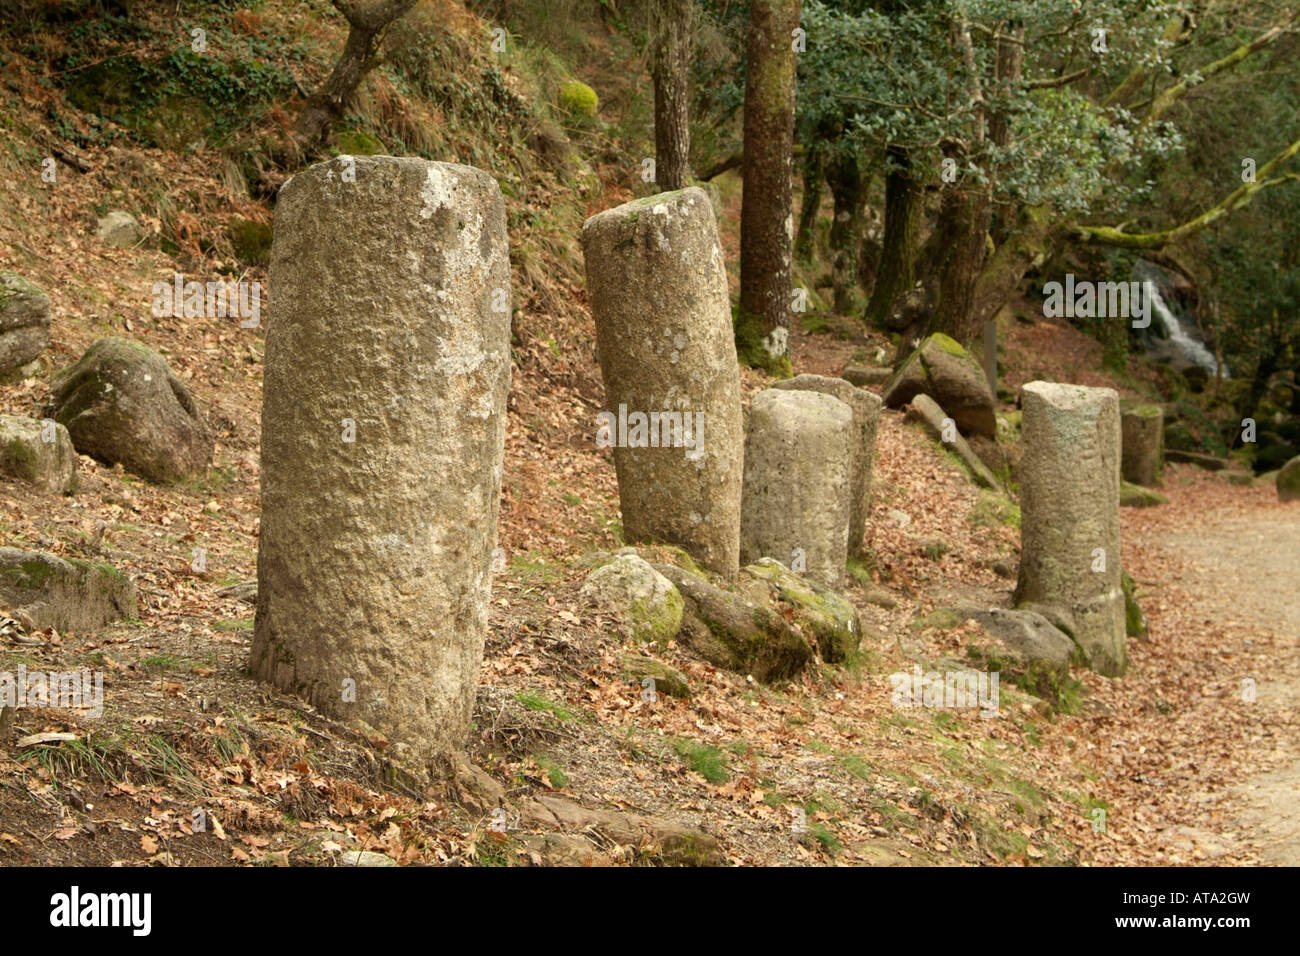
top-left (582, 187), bottom-right (744, 577)
top-left (1015, 381), bottom-right (1126, 675)
top-left (741, 388), bottom-right (853, 589)
top-left (253, 157), bottom-right (511, 762)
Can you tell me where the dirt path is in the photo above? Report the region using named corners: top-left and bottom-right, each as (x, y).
top-left (1129, 478), bottom-right (1300, 864)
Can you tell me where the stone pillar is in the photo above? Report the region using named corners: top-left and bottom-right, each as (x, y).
top-left (1120, 402), bottom-right (1164, 486)
top-left (741, 389), bottom-right (853, 589)
top-left (582, 187), bottom-right (744, 577)
top-left (1015, 381), bottom-right (1126, 675)
top-left (253, 157), bottom-right (511, 763)
top-left (771, 373), bottom-right (881, 559)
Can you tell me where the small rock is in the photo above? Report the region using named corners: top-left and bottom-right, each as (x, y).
top-left (338, 850), bottom-right (397, 867)
top-left (744, 558), bottom-right (862, 663)
top-left (95, 211), bottom-right (144, 248)
top-left (621, 655), bottom-right (690, 698)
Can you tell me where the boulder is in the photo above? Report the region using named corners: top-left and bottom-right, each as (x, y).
top-left (1015, 382), bottom-right (1126, 676)
top-left (50, 337), bottom-right (212, 483)
top-left (740, 389), bottom-right (853, 589)
top-left (95, 211), bottom-right (143, 248)
top-left (904, 392), bottom-right (1004, 492)
top-left (743, 558), bottom-right (862, 663)
top-left (1278, 455), bottom-right (1300, 502)
top-left (0, 272), bottom-right (52, 377)
top-left (0, 547), bottom-right (136, 632)
top-left (651, 562), bottom-right (813, 682)
top-left (582, 188), bottom-right (744, 577)
top-left (0, 415), bottom-right (77, 493)
top-left (580, 554), bottom-right (683, 647)
top-left (1120, 481), bottom-right (1168, 508)
top-left (883, 333), bottom-right (996, 438)
top-left (770, 373), bottom-right (882, 559)
top-left (252, 157), bottom-right (512, 763)
top-left (956, 607), bottom-right (1076, 703)
top-left (1120, 402), bottom-right (1164, 486)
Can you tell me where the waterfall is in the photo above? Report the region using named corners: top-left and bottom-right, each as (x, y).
top-left (1134, 261), bottom-right (1229, 378)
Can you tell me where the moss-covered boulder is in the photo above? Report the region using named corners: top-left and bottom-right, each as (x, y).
top-left (621, 654), bottom-right (690, 699)
top-left (558, 80), bottom-right (599, 119)
top-left (1278, 455), bottom-right (1300, 502)
top-left (743, 558), bottom-right (862, 663)
top-left (957, 606), bottom-right (1077, 706)
top-left (579, 554), bottom-right (683, 647)
top-left (883, 333), bottom-right (996, 438)
top-left (0, 272), bottom-right (52, 378)
top-left (50, 337), bottom-right (213, 483)
top-left (651, 561), bottom-right (813, 682)
top-left (1120, 481), bottom-right (1168, 508)
top-left (0, 547), bottom-right (136, 632)
top-left (0, 415), bottom-right (77, 494)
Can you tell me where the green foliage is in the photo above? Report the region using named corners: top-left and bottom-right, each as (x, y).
top-left (671, 738), bottom-right (729, 783)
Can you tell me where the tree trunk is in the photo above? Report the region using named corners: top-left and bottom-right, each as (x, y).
top-left (652, 0), bottom-right (694, 191)
top-left (794, 144), bottom-right (824, 266)
top-left (865, 144), bottom-right (923, 329)
top-left (737, 0), bottom-right (801, 374)
top-left (926, 159), bottom-right (992, 347)
top-left (825, 150), bottom-right (864, 315)
top-left (294, 0), bottom-right (418, 149)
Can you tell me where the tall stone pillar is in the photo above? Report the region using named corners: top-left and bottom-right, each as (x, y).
top-left (1015, 381), bottom-right (1126, 675)
top-left (582, 188), bottom-right (744, 577)
top-left (253, 157), bottom-right (512, 762)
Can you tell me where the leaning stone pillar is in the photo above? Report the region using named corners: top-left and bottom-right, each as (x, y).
top-left (771, 373), bottom-right (881, 559)
top-left (253, 157), bottom-right (512, 762)
top-left (741, 389), bottom-right (854, 589)
top-left (582, 188), bottom-right (744, 577)
top-left (1015, 381), bottom-right (1126, 675)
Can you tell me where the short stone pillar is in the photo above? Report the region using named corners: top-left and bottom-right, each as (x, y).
top-left (771, 373), bottom-right (881, 559)
top-left (1015, 381), bottom-right (1126, 675)
top-left (582, 187), bottom-right (744, 577)
top-left (1120, 402), bottom-right (1164, 486)
top-left (741, 388), bottom-right (853, 589)
top-left (253, 157), bottom-right (512, 762)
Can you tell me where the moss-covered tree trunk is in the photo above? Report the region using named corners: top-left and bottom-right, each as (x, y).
top-left (652, 0), bottom-right (694, 191)
top-left (825, 150), bottom-right (864, 315)
top-left (737, 0), bottom-right (801, 375)
top-left (865, 144), bottom-right (923, 328)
